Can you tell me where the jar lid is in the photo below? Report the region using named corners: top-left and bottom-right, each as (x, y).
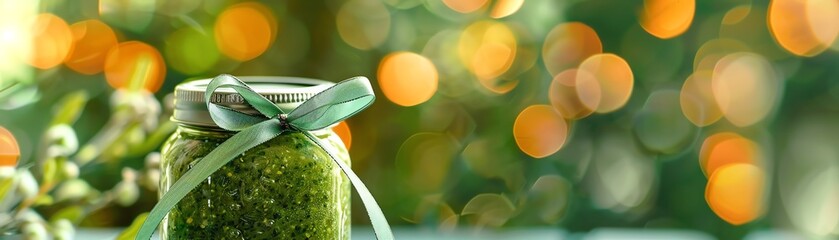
top-left (173, 76), bottom-right (334, 128)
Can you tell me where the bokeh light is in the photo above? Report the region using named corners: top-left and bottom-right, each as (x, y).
top-left (711, 52), bottom-right (780, 127)
top-left (680, 71), bottom-right (722, 126)
top-left (553, 125), bottom-right (595, 182)
top-left (699, 132), bottom-right (762, 177)
top-left (639, 0), bottom-right (695, 39)
top-left (620, 25), bottom-right (685, 86)
top-left (104, 41), bottom-right (166, 93)
top-left (719, 5), bottom-right (787, 60)
top-left (333, 121), bottom-right (352, 150)
top-left (164, 26), bottom-right (220, 75)
top-left (513, 105), bottom-right (568, 158)
top-left (768, 0), bottom-right (839, 57)
top-left (705, 163), bottom-right (765, 225)
top-left (490, 0), bottom-right (524, 19)
top-left (411, 195), bottom-right (458, 231)
top-left (699, 132), bottom-right (737, 174)
top-left (98, 0), bottom-right (155, 32)
top-left (462, 138), bottom-right (525, 190)
top-left (576, 54), bottom-right (634, 113)
top-left (721, 5), bottom-right (751, 26)
top-left (0, 126), bottom-right (19, 166)
top-left (526, 175), bottom-right (571, 224)
top-left (423, 29), bottom-right (473, 98)
top-left (780, 116), bottom-right (839, 236)
top-left (458, 21), bottom-right (518, 93)
top-left (27, 14), bottom-right (73, 69)
top-left (542, 22), bottom-right (602, 77)
top-left (633, 90), bottom-right (697, 154)
top-left (337, 0), bottom-right (391, 50)
top-left (155, 0), bottom-right (202, 16)
top-left (0, 2), bottom-right (36, 84)
top-left (395, 133), bottom-right (460, 193)
top-left (692, 38), bottom-right (749, 73)
top-left (783, 163), bottom-right (839, 236)
top-left (549, 69), bottom-right (598, 120)
top-left (589, 131), bottom-right (655, 212)
top-left (64, 20), bottom-right (118, 75)
top-left (8, 0), bottom-right (839, 237)
top-left (461, 193), bottom-right (516, 227)
top-left (383, 0), bottom-right (423, 10)
top-left (214, 2), bottom-right (277, 61)
top-left (442, 0), bottom-right (488, 14)
top-left (377, 51), bottom-right (439, 107)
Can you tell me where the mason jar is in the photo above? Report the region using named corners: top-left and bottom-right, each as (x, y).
top-left (159, 77), bottom-right (351, 239)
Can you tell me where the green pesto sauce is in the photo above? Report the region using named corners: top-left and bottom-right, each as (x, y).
top-left (160, 128), bottom-right (350, 240)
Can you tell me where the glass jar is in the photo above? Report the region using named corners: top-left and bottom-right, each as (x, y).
top-left (159, 77), bottom-right (351, 239)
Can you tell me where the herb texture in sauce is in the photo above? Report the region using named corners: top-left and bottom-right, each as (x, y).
top-left (160, 128), bottom-right (350, 240)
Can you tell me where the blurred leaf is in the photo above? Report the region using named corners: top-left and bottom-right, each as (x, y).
top-left (0, 175), bottom-right (14, 201)
top-left (32, 195), bottom-right (53, 206)
top-left (0, 84), bottom-right (39, 110)
top-left (50, 206), bottom-right (85, 224)
top-left (42, 157), bottom-right (58, 186)
top-left (129, 121), bottom-right (176, 157)
top-left (117, 213), bottom-right (148, 240)
top-left (50, 91), bottom-right (88, 126)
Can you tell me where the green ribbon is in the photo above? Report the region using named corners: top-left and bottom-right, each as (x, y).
top-left (136, 74), bottom-right (393, 239)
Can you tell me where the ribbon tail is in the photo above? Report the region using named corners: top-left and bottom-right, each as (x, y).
top-left (302, 131), bottom-right (394, 240)
top-left (135, 120), bottom-right (284, 240)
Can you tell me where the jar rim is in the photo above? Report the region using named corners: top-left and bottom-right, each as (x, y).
top-left (172, 76), bottom-right (334, 128)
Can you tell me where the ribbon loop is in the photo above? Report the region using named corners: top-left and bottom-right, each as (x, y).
top-left (288, 76), bottom-right (375, 131)
top-left (136, 74), bottom-right (393, 240)
top-left (204, 74), bottom-right (283, 131)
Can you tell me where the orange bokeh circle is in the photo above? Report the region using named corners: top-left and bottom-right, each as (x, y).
top-left (0, 127), bottom-right (19, 167)
top-left (639, 0), bottom-right (695, 39)
top-left (65, 20), bottom-right (119, 75)
top-left (28, 14), bottom-right (73, 69)
top-left (214, 2), bottom-right (277, 61)
top-left (576, 54), bottom-right (634, 113)
top-left (513, 105), bottom-right (568, 158)
top-left (377, 52), bottom-right (439, 107)
top-left (705, 163), bottom-right (765, 225)
top-left (104, 41), bottom-right (166, 93)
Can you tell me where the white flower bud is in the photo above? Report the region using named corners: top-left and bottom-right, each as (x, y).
top-left (142, 169), bottom-right (160, 191)
top-left (16, 170), bottom-right (38, 199)
top-left (54, 179), bottom-right (90, 202)
top-left (45, 124), bottom-right (78, 157)
top-left (22, 221), bottom-right (47, 240)
top-left (19, 209), bottom-right (44, 223)
top-left (144, 152), bottom-right (160, 169)
top-left (122, 167), bottom-right (137, 182)
top-left (163, 93), bottom-right (175, 112)
top-left (61, 161), bottom-right (79, 179)
top-left (52, 219), bottom-right (75, 240)
top-left (113, 180), bottom-right (139, 207)
top-left (0, 167), bottom-right (14, 178)
top-left (142, 92), bottom-right (161, 131)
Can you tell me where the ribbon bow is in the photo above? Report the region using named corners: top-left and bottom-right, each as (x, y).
top-left (136, 74), bottom-right (393, 239)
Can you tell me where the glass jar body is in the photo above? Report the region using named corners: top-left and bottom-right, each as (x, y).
top-left (159, 125), bottom-right (350, 239)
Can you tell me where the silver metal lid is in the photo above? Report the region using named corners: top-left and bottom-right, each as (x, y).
top-left (173, 76), bottom-right (334, 128)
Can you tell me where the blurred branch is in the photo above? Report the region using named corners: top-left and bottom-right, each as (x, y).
top-left (127, 121), bottom-right (176, 158)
